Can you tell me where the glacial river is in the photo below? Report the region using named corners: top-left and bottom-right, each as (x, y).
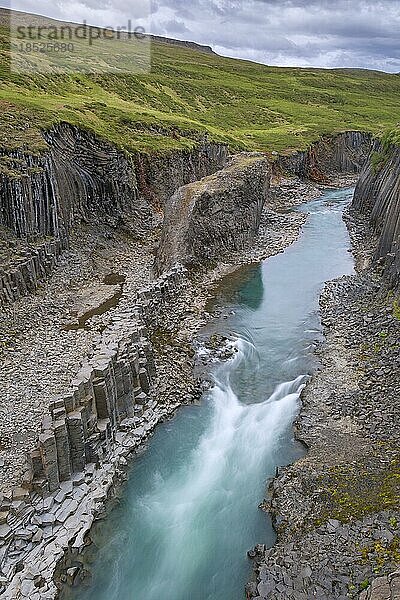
top-left (74, 188), bottom-right (355, 600)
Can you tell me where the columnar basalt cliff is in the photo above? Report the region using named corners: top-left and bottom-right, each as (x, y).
top-left (0, 124), bottom-right (228, 306)
top-left (134, 141), bottom-right (229, 210)
top-left (0, 125), bottom-right (147, 240)
top-left (353, 140), bottom-right (400, 286)
top-left (29, 324), bottom-right (155, 495)
top-left (277, 131), bottom-right (372, 181)
top-left (27, 266), bottom-right (187, 493)
top-left (0, 236), bottom-right (68, 305)
top-left (156, 153), bottom-right (270, 273)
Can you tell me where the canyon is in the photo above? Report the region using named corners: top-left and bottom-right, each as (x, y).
top-left (0, 119), bottom-right (399, 600)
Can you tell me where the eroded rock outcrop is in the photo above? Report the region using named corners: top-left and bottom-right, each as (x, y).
top-left (135, 141), bottom-right (228, 210)
top-left (156, 153), bottom-right (270, 272)
top-left (353, 140), bottom-right (400, 286)
top-left (23, 267), bottom-right (186, 495)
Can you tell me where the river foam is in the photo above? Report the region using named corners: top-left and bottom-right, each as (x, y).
top-left (76, 188), bottom-right (355, 600)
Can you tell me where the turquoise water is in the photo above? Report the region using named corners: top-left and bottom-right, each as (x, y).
top-left (75, 188), bottom-right (355, 600)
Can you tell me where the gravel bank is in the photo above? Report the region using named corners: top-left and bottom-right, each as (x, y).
top-left (249, 194), bottom-right (400, 599)
top-left (0, 224), bottom-right (155, 494)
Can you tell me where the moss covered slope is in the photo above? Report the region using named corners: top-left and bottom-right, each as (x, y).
top-left (1, 9), bottom-right (400, 154)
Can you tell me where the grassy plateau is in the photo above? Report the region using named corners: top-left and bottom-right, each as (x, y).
top-left (0, 9), bottom-right (400, 154)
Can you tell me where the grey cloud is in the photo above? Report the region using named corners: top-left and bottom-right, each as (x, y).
top-left (158, 17), bottom-right (190, 34)
top-left (8, 0), bottom-right (400, 71)
top-left (153, 0), bottom-right (400, 70)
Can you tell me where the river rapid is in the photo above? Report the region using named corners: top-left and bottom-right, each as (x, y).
top-left (74, 188), bottom-right (355, 600)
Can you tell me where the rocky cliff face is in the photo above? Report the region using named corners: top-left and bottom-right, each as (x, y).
top-left (277, 131), bottom-right (372, 181)
top-left (353, 140), bottom-right (400, 286)
top-left (0, 124), bottom-right (228, 305)
top-left (0, 124), bottom-right (149, 240)
top-left (135, 142), bottom-right (228, 210)
top-left (156, 153), bottom-right (270, 273)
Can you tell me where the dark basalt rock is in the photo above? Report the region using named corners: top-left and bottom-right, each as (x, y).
top-left (0, 123), bottom-right (150, 240)
top-left (0, 123), bottom-right (228, 306)
top-left (156, 153), bottom-right (270, 273)
top-left (277, 131), bottom-right (372, 182)
top-left (353, 140), bottom-right (400, 287)
top-left (134, 141), bottom-right (229, 210)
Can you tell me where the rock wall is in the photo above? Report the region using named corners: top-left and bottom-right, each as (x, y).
top-left (0, 237), bottom-right (68, 305)
top-left (134, 141), bottom-right (229, 210)
top-left (156, 153), bottom-right (270, 273)
top-left (0, 125), bottom-right (147, 240)
top-left (0, 129), bottom-right (371, 303)
top-left (29, 324), bottom-right (154, 494)
top-left (277, 131), bottom-right (372, 181)
top-left (0, 125), bottom-right (228, 306)
top-left (353, 140), bottom-right (400, 286)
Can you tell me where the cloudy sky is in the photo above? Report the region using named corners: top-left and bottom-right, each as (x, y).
top-left (6, 0), bottom-right (400, 72)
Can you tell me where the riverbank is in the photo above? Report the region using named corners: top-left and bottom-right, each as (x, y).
top-left (250, 196), bottom-right (400, 598)
top-left (0, 169), bottom-right (323, 599)
top-left (61, 180), bottom-right (357, 600)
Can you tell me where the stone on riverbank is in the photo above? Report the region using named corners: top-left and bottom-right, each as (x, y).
top-left (249, 198), bottom-right (400, 599)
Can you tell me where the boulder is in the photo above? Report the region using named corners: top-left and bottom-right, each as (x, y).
top-left (156, 153), bottom-right (270, 272)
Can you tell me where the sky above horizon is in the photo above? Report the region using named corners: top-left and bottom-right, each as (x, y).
top-left (5, 0), bottom-right (400, 72)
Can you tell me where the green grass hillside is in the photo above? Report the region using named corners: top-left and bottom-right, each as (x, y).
top-left (1, 9), bottom-right (400, 154)
top-left (383, 125), bottom-right (400, 147)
